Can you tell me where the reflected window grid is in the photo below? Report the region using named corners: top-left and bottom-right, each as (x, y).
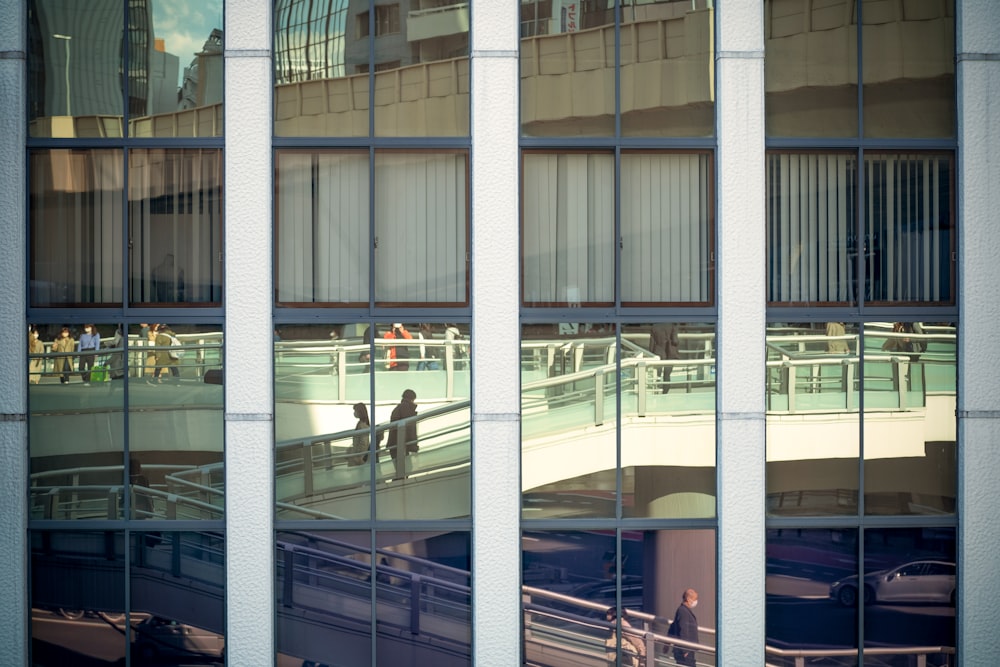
top-left (273, 323), bottom-right (471, 523)
top-left (28, 323), bottom-right (224, 522)
top-left (520, 323), bottom-right (716, 521)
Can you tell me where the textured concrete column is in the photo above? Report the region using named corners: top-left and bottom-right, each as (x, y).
top-left (224, 1), bottom-right (274, 666)
top-left (470, 3), bottom-right (521, 666)
top-left (0, 1), bottom-right (27, 664)
top-left (956, 1), bottom-right (1000, 663)
top-left (715, 1), bottom-right (766, 664)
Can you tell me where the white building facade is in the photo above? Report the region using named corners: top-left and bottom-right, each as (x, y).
top-left (2, 1), bottom-right (1000, 665)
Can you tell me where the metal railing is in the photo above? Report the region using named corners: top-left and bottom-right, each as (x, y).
top-left (28, 332), bottom-right (223, 384)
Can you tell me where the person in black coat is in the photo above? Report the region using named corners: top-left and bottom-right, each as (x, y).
top-left (385, 389), bottom-right (418, 480)
top-left (649, 323), bottom-right (680, 394)
top-left (668, 588), bottom-right (699, 666)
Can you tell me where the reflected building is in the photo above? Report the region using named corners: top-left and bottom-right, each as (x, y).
top-left (28, 0), bottom-right (189, 133)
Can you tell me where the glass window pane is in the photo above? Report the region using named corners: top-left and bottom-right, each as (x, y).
top-left (130, 532), bottom-right (226, 666)
top-left (767, 322), bottom-right (860, 517)
top-left (132, 0), bottom-right (224, 138)
top-left (28, 2), bottom-right (125, 138)
top-left (863, 321), bottom-right (956, 516)
top-left (621, 153), bottom-right (713, 305)
top-left (622, 323), bottom-right (716, 519)
top-left (620, 0), bottom-right (715, 138)
top-left (275, 324), bottom-right (373, 521)
top-left (275, 151), bottom-right (370, 305)
top-left (522, 153), bottom-right (614, 307)
top-left (373, 5), bottom-right (469, 137)
top-left (374, 323), bottom-right (471, 520)
top-left (520, 2), bottom-right (615, 137)
top-left (30, 323), bottom-right (126, 520)
top-left (374, 152), bottom-right (469, 306)
top-left (764, 0), bottom-right (860, 137)
top-left (274, 0), bottom-right (369, 137)
top-left (523, 529), bottom-right (716, 666)
top-left (861, 0), bottom-right (954, 138)
top-left (127, 324), bottom-right (223, 520)
top-left (767, 152), bottom-right (858, 306)
top-left (128, 149), bottom-right (223, 305)
top-left (862, 528), bottom-right (955, 664)
top-left (375, 531), bottom-right (471, 666)
top-left (30, 149), bottom-right (124, 307)
top-left (521, 323), bottom-right (618, 519)
top-left (766, 528), bottom-right (859, 663)
top-left (31, 531), bottom-right (127, 665)
top-left (27, 0), bottom-right (223, 139)
top-left (522, 530), bottom-right (618, 661)
top-left (276, 531), bottom-right (373, 666)
top-left (863, 153), bottom-right (954, 305)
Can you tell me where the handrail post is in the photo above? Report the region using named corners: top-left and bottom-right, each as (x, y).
top-left (107, 487), bottom-right (118, 519)
top-left (637, 360), bottom-right (647, 417)
top-left (171, 532), bottom-right (181, 577)
top-left (302, 443), bottom-right (314, 496)
top-left (282, 547), bottom-right (295, 608)
top-left (594, 369), bottom-right (605, 426)
top-left (844, 359), bottom-right (855, 411)
top-left (46, 488), bottom-right (58, 519)
top-left (897, 358), bottom-right (909, 410)
top-left (409, 574), bottom-right (421, 634)
top-left (783, 361), bottom-right (796, 413)
top-left (338, 347), bottom-right (347, 398)
top-left (446, 341), bottom-right (455, 399)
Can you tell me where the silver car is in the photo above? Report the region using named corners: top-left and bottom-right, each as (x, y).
top-left (830, 560), bottom-right (955, 607)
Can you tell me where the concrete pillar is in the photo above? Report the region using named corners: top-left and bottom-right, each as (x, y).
top-left (224, 1), bottom-right (274, 666)
top-left (470, 3), bottom-right (522, 666)
top-left (956, 0), bottom-right (1000, 663)
top-left (715, 0), bottom-right (767, 664)
top-left (0, 1), bottom-right (27, 664)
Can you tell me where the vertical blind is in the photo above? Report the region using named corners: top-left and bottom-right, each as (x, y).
top-left (128, 149), bottom-right (223, 304)
top-left (374, 153), bottom-right (468, 304)
top-left (522, 153), bottom-right (615, 305)
top-left (276, 151), bottom-right (468, 304)
top-left (768, 153), bottom-right (856, 304)
top-left (865, 153), bottom-right (952, 303)
top-left (30, 149), bottom-right (124, 306)
top-left (621, 153), bottom-right (711, 303)
top-left (523, 152), bottom-right (711, 305)
top-left (767, 152), bottom-right (952, 304)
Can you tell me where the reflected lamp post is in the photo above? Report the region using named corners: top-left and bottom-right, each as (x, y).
top-left (52, 33), bottom-right (72, 116)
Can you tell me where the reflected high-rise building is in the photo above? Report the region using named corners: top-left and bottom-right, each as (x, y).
top-left (274, 0), bottom-right (351, 84)
top-left (27, 0), bottom-right (178, 122)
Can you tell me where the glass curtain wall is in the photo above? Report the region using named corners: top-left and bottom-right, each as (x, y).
top-left (520, 2), bottom-right (717, 665)
top-left (26, 2), bottom-right (226, 664)
top-left (272, 2), bottom-right (473, 664)
top-left (763, 2), bottom-right (957, 664)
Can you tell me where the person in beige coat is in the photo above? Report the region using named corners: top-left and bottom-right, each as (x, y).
top-left (28, 327), bottom-right (45, 384)
top-left (151, 325), bottom-right (181, 383)
top-left (52, 327), bottom-right (76, 384)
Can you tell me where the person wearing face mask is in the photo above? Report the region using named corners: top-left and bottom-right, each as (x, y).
top-left (667, 588), bottom-right (699, 666)
top-left (77, 324), bottom-right (101, 386)
top-left (52, 327), bottom-right (76, 384)
top-left (28, 327), bottom-right (45, 384)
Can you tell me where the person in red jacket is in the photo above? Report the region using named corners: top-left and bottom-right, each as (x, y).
top-left (385, 323), bottom-right (413, 371)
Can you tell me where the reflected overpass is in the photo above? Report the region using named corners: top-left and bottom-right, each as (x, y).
top-left (30, 328), bottom-right (957, 521)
